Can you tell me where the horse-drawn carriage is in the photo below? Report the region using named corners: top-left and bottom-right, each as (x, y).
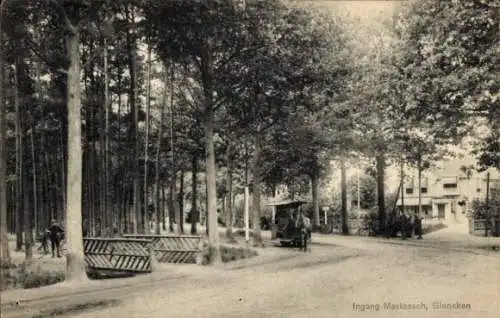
top-left (268, 200), bottom-right (311, 250)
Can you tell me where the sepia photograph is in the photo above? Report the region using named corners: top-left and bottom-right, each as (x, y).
top-left (0, 0), bottom-right (499, 317)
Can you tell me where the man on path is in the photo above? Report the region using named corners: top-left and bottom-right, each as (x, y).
top-left (48, 219), bottom-right (64, 258)
top-left (414, 213), bottom-right (423, 239)
top-left (297, 214), bottom-right (312, 252)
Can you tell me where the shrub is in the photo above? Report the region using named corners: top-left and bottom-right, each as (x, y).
top-left (471, 198), bottom-right (500, 219)
top-left (0, 264), bottom-right (65, 291)
top-left (199, 243), bottom-right (258, 265)
top-left (18, 264), bottom-right (65, 289)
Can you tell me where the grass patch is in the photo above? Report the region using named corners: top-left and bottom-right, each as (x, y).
top-left (422, 222), bottom-right (447, 234)
top-left (0, 262), bottom-right (141, 291)
top-left (0, 263), bottom-right (65, 291)
top-left (200, 242), bottom-right (258, 265)
top-left (31, 299), bottom-right (121, 318)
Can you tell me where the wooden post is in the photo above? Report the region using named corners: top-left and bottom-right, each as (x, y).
top-left (149, 241), bottom-right (156, 272)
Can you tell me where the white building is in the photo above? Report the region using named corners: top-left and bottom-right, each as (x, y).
top-left (396, 158), bottom-right (499, 224)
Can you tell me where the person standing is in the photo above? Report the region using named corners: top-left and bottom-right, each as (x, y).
top-left (414, 213), bottom-right (423, 239)
top-left (400, 213), bottom-right (408, 240)
top-left (48, 219), bottom-right (64, 258)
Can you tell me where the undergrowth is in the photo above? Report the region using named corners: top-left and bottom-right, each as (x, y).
top-left (0, 263), bottom-right (65, 291)
top-left (200, 243), bottom-right (258, 265)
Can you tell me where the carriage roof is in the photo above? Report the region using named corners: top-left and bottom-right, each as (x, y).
top-left (266, 200), bottom-right (308, 208)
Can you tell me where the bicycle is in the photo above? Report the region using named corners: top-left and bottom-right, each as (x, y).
top-left (35, 234), bottom-right (67, 258)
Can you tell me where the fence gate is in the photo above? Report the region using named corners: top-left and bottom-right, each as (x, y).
top-left (83, 238), bottom-right (154, 273)
top-left (123, 234), bottom-right (202, 264)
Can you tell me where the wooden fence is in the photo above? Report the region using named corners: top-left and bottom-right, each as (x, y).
top-left (83, 238), bottom-right (154, 273)
top-left (123, 234), bottom-right (202, 264)
top-left (469, 218), bottom-right (489, 235)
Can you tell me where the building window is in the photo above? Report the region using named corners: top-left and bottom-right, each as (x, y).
top-left (421, 187), bottom-right (428, 194)
top-left (406, 188), bottom-right (414, 194)
top-left (443, 183), bottom-right (457, 189)
top-left (476, 188), bottom-right (481, 193)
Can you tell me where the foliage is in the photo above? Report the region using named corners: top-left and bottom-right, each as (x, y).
top-left (0, 263), bottom-right (65, 291)
top-left (471, 198), bottom-right (500, 219)
top-left (346, 173), bottom-right (376, 209)
top-left (200, 242), bottom-right (258, 265)
top-left (393, 0), bottom-right (500, 170)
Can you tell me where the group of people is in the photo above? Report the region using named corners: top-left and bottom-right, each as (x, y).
top-left (387, 212), bottom-right (423, 240)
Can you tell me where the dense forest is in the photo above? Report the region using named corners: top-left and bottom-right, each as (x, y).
top-left (0, 0), bottom-right (498, 282)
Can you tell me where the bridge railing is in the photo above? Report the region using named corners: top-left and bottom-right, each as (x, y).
top-left (123, 234), bottom-right (203, 264)
top-left (83, 237), bottom-right (154, 273)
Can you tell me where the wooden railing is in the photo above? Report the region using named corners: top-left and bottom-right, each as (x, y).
top-left (83, 238), bottom-right (154, 273)
top-left (123, 234), bottom-right (202, 264)
top-left (468, 218), bottom-right (490, 236)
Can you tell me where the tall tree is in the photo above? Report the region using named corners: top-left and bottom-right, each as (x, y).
top-left (0, 0), bottom-right (11, 267)
top-left (394, 0), bottom-right (500, 170)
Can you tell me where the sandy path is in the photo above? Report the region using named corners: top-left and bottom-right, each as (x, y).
top-left (67, 238), bottom-right (499, 318)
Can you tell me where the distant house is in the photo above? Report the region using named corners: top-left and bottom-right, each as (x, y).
top-left (396, 158), bottom-right (499, 223)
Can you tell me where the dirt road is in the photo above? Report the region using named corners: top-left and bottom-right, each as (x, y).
top-left (4, 226), bottom-right (499, 318)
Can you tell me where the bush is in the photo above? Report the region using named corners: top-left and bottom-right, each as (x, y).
top-left (471, 198), bottom-right (500, 219)
top-left (0, 263), bottom-right (65, 291)
top-left (199, 243), bottom-right (258, 265)
top-left (18, 264), bottom-right (65, 289)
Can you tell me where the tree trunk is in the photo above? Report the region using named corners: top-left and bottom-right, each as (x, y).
top-left (31, 125), bottom-right (38, 236)
top-left (167, 64), bottom-right (179, 235)
top-left (174, 173), bottom-right (181, 234)
top-left (65, 30), bottom-right (88, 283)
top-left (154, 71), bottom-right (168, 235)
top-left (179, 170), bottom-right (184, 234)
top-left (161, 182), bottom-right (166, 231)
top-left (311, 174), bottom-right (320, 228)
top-left (191, 154), bottom-right (198, 234)
top-left (201, 44), bottom-right (221, 264)
top-left (117, 71), bottom-right (123, 234)
top-left (400, 156), bottom-right (405, 215)
top-left (126, 6), bottom-right (140, 234)
top-left (225, 155), bottom-right (234, 241)
top-left (143, 43), bottom-right (152, 234)
top-left (0, 9), bottom-right (11, 264)
top-left (59, 134), bottom-right (66, 225)
top-left (104, 38), bottom-right (111, 233)
top-left (33, 59), bottom-right (42, 235)
top-left (252, 131), bottom-right (262, 246)
top-left (23, 155), bottom-right (33, 264)
top-left (14, 63), bottom-right (23, 251)
top-left (340, 157), bottom-right (348, 235)
top-left (376, 153), bottom-right (386, 234)
top-left (98, 73), bottom-right (106, 234)
top-left (168, 181), bottom-right (176, 232)
top-left (417, 155), bottom-right (422, 217)
top-left (205, 176), bottom-right (209, 236)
